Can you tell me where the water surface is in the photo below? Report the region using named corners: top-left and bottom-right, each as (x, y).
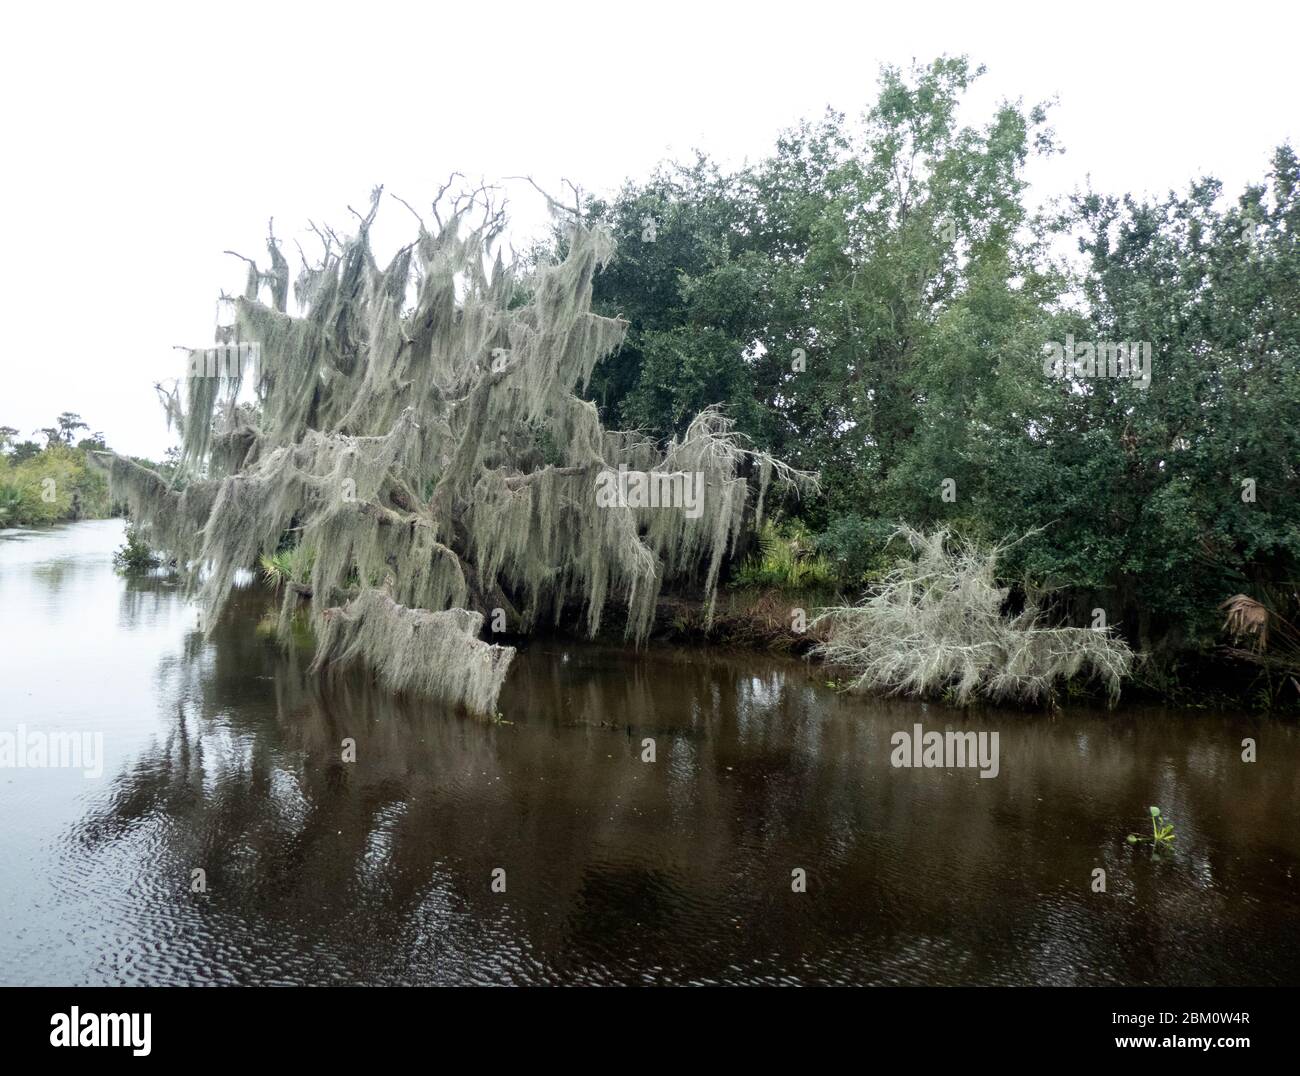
top-left (1, 520), bottom-right (1297, 985)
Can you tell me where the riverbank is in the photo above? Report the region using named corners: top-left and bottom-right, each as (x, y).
top-left (78, 510), bottom-right (1300, 715)
top-left (614, 589), bottom-right (1300, 714)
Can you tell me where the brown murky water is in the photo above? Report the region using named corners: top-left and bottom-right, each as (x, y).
top-left (2, 519), bottom-right (1298, 985)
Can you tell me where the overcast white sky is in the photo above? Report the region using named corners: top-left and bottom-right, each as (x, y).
top-left (1, 0), bottom-right (1294, 458)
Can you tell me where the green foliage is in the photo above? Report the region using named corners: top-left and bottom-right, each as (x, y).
top-left (733, 520), bottom-right (835, 592)
top-left (567, 56), bottom-right (1298, 699)
top-left (113, 522), bottom-right (162, 572)
top-left (977, 149), bottom-right (1300, 661)
top-left (1127, 806), bottom-right (1176, 846)
top-left (582, 156), bottom-right (766, 441)
top-left (260, 545), bottom-right (317, 590)
top-left (813, 513), bottom-right (897, 587)
top-left (0, 483), bottom-right (27, 527)
top-left (0, 442), bottom-right (110, 526)
top-left (580, 58), bottom-right (1055, 533)
top-left (7, 441), bottom-right (42, 464)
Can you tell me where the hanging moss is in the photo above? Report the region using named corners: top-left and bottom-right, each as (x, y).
top-left (812, 527), bottom-right (1135, 706)
top-left (102, 185), bottom-right (815, 713)
top-left (312, 590), bottom-right (514, 716)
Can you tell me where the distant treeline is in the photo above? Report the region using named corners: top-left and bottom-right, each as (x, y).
top-left (0, 413), bottom-right (171, 527)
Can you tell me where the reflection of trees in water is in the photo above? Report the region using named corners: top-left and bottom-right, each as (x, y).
top-left (64, 605), bottom-right (894, 981)
top-left (65, 595), bottom-right (1300, 984)
top-left (116, 570), bottom-right (186, 633)
top-left (31, 559), bottom-right (93, 592)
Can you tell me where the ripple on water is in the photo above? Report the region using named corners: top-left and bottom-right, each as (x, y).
top-left (3, 521), bottom-right (1300, 985)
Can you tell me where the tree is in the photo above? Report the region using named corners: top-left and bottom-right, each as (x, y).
top-left (580, 59), bottom-right (1055, 523)
top-left (583, 156), bottom-right (769, 440)
top-left (101, 185), bottom-right (812, 714)
top-left (36, 413), bottom-right (90, 446)
top-left (980, 147), bottom-right (1300, 672)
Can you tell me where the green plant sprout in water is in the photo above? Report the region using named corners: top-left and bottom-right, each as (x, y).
top-left (1127, 805), bottom-right (1176, 845)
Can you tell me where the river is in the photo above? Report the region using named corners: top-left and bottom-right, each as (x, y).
top-left (1, 519), bottom-right (1297, 985)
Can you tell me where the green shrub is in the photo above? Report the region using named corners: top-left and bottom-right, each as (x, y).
top-left (113, 523), bottom-right (162, 572)
top-left (0, 482), bottom-right (30, 527)
top-left (813, 513), bottom-right (898, 588)
top-left (260, 544), bottom-right (317, 589)
top-left (0, 444), bottom-right (110, 525)
top-left (733, 520), bottom-right (835, 592)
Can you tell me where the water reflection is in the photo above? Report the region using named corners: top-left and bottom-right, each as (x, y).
top-left (2, 522), bottom-right (1299, 985)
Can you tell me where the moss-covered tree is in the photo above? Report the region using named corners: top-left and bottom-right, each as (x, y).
top-left (101, 185), bottom-right (812, 713)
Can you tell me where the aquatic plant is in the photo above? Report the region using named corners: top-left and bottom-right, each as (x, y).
top-left (1127, 805), bottom-right (1176, 845)
top-left (810, 527), bottom-right (1135, 706)
top-left (96, 185), bottom-right (813, 714)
